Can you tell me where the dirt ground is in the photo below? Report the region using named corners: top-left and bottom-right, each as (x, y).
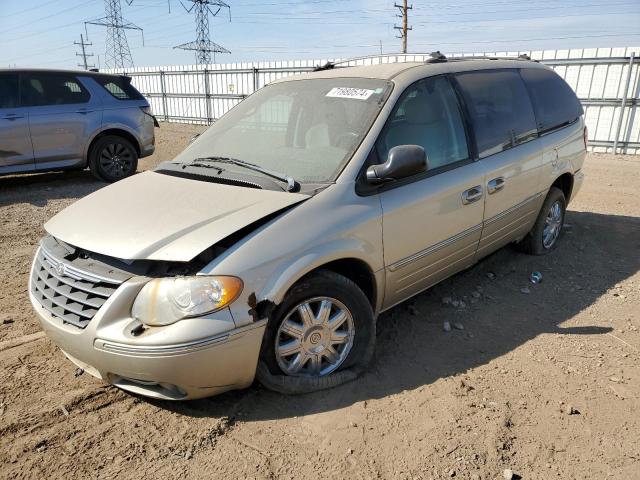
top-left (1, 123), bottom-right (638, 480)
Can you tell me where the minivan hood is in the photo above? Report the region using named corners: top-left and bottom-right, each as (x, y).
top-left (45, 171), bottom-right (309, 261)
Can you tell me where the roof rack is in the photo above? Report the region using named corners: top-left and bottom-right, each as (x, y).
top-left (425, 52), bottom-right (537, 64)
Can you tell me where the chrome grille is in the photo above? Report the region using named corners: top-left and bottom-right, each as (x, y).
top-left (31, 247), bottom-right (122, 329)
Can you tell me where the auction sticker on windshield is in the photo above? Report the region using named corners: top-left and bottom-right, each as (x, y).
top-left (326, 87), bottom-right (375, 100)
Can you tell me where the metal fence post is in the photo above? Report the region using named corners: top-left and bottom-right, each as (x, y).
top-left (613, 52), bottom-right (635, 153)
top-left (204, 68), bottom-right (212, 125)
top-left (252, 67), bottom-right (259, 93)
top-left (159, 70), bottom-right (169, 122)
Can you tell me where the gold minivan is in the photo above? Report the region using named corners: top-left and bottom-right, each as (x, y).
top-left (30, 56), bottom-right (586, 399)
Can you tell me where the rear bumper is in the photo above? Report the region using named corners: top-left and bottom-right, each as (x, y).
top-left (140, 142), bottom-right (155, 158)
top-left (29, 275), bottom-right (266, 400)
top-left (138, 115), bottom-right (156, 158)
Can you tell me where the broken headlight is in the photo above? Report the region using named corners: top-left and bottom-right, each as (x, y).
top-left (132, 276), bottom-right (243, 326)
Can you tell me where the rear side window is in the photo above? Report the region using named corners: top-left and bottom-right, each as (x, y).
top-left (20, 73), bottom-right (90, 107)
top-left (520, 68), bottom-right (583, 133)
top-left (0, 73), bottom-right (19, 108)
top-left (94, 76), bottom-right (144, 100)
top-left (455, 70), bottom-right (537, 158)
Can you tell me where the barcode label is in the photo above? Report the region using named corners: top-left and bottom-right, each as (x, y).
top-left (326, 87), bottom-right (375, 100)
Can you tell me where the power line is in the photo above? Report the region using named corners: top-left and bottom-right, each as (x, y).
top-left (174, 0), bottom-right (231, 65)
top-left (86, 0), bottom-right (143, 69)
top-left (75, 33), bottom-right (95, 70)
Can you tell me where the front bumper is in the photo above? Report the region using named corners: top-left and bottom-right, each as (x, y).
top-left (29, 275), bottom-right (266, 400)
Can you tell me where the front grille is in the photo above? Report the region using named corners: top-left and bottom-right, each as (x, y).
top-left (31, 247), bottom-right (123, 329)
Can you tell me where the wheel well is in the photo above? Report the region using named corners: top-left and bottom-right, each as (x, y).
top-left (310, 258), bottom-right (377, 308)
top-left (552, 173), bottom-right (574, 202)
top-left (88, 129), bottom-right (141, 162)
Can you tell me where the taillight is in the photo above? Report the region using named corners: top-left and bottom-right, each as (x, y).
top-left (583, 126), bottom-right (588, 149)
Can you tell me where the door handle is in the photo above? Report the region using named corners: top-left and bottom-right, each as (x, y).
top-left (2, 114), bottom-right (24, 120)
top-left (462, 185), bottom-right (483, 205)
top-left (487, 177), bottom-right (505, 194)
top-left (75, 108), bottom-right (92, 114)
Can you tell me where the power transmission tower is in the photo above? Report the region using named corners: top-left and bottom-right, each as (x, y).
top-left (86, 0), bottom-right (143, 69)
top-left (393, 1), bottom-right (412, 54)
top-left (75, 34), bottom-right (95, 70)
top-left (174, 0), bottom-right (231, 65)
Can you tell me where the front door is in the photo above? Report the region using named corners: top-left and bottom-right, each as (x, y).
top-left (376, 75), bottom-right (486, 310)
top-left (20, 72), bottom-right (101, 167)
top-left (453, 69), bottom-right (544, 258)
top-left (0, 72), bottom-right (33, 172)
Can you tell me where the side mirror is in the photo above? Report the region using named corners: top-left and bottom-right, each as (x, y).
top-left (366, 145), bottom-right (427, 184)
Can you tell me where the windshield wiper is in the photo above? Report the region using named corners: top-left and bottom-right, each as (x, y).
top-left (191, 156), bottom-right (298, 192)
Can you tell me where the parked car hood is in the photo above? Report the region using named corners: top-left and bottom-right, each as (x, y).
top-left (45, 171), bottom-right (309, 261)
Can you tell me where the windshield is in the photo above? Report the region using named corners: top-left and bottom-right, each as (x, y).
top-left (171, 78), bottom-right (392, 183)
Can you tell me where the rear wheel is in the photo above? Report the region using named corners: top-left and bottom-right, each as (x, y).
top-left (257, 270), bottom-right (375, 394)
top-left (516, 186), bottom-right (566, 255)
top-left (89, 135), bottom-right (138, 182)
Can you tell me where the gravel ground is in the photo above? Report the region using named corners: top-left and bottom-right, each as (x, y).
top-left (0, 123), bottom-right (639, 480)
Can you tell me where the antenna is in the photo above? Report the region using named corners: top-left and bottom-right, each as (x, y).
top-left (74, 34), bottom-right (95, 70)
top-left (174, 0), bottom-right (231, 65)
top-left (86, 0), bottom-right (143, 69)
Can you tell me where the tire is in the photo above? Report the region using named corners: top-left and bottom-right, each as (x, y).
top-left (89, 135), bottom-right (138, 182)
top-left (256, 270), bottom-right (375, 394)
top-left (516, 186), bottom-right (566, 255)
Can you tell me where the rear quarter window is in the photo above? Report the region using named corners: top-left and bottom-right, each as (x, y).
top-left (94, 76), bottom-right (144, 100)
top-left (519, 67), bottom-right (583, 133)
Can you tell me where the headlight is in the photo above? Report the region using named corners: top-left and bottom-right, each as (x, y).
top-left (132, 276), bottom-right (243, 326)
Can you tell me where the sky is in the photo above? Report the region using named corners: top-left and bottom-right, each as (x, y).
top-left (1, 0), bottom-right (639, 69)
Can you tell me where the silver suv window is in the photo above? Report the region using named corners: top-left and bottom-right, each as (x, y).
top-left (0, 73), bottom-right (18, 108)
top-left (94, 75), bottom-right (145, 100)
top-left (20, 72), bottom-right (90, 107)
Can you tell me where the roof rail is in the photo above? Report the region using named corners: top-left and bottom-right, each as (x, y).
top-left (444, 54), bottom-right (538, 63)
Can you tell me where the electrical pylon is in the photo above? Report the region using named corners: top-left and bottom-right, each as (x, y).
top-left (174, 0), bottom-right (231, 65)
top-left (86, 0), bottom-right (143, 69)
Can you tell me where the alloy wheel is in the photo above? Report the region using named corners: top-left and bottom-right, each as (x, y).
top-left (542, 200), bottom-right (563, 249)
top-left (99, 142), bottom-right (133, 179)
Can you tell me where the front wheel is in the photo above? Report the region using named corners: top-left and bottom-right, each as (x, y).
top-left (89, 135), bottom-right (138, 182)
top-left (256, 270), bottom-right (375, 394)
top-left (516, 186), bottom-right (566, 255)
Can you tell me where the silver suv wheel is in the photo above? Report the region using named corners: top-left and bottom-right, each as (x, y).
top-left (542, 200), bottom-right (563, 249)
top-left (275, 296), bottom-right (355, 377)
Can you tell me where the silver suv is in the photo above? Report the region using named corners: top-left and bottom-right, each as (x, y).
top-left (29, 57), bottom-right (586, 400)
top-left (0, 69), bottom-right (157, 182)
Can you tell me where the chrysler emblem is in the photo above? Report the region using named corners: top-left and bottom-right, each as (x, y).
top-left (56, 263), bottom-right (66, 276)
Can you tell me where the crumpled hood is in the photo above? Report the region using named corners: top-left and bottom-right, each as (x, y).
top-left (45, 171), bottom-right (309, 261)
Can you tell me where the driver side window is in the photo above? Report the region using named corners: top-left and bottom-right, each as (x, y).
top-left (376, 76), bottom-right (469, 170)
